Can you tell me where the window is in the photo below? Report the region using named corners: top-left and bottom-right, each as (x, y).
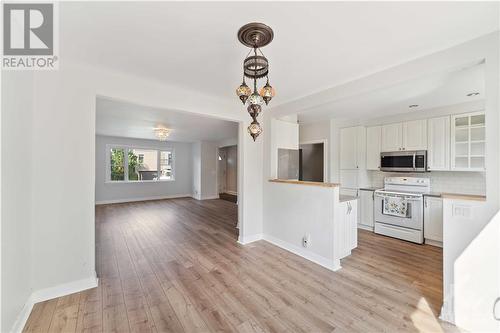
top-left (160, 151), bottom-right (173, 180)
top-left (107, 145), bottom-right (174, 182)
top-left (110, 148), bottom-right (125, 181)
top-left (129, 149), bottom-right (158, 181)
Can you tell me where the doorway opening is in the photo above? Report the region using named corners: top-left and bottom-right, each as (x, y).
top-left (299, 142), bottom-right (325, 182)
top-left (218, 145), bottom-right (238, 203)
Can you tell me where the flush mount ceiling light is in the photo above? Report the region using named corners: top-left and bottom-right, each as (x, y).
top-left (466, 92), bottom-right (480, 97)
top-left (236, 22), bottom-right (275, 141)
top-left (154, 127), bottom-right (170, 141)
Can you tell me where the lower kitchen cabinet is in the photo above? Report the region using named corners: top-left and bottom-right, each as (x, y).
top-left (337, 199), bottom-right (358, 259)
top-left (424, 196), bottom-right (443, 247)
top-left (359, 189), bottom-right (374, 230)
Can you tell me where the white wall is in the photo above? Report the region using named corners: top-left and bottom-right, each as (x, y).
top-left (263, 182), bottom-right (340, 270)
top-left (1, 72), bottom-right (34, 332)
top-left (95, 135), bottom-right (193, 204)
top-left (270, 118), bottom-right (299, 179)
top-left (238, 122), bottom-right (263, 243)
top-left (191, 141), bottom-right (218, 200)
top-left (200, 141), bottom-right (218, 200)
top-left (192, 142), bottom-right (201, 199)
top-left (442, 199), bottom-right (500, 331)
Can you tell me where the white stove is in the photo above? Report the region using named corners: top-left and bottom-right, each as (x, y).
top-left (374, 177), bottom-right (430, 244)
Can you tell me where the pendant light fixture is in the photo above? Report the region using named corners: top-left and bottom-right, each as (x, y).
top-left (236, 22), bottom-right (275, 141)
top-left (154, 127), bottom-right (170, 141)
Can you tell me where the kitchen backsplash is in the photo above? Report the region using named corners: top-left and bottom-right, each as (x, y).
top-left (368, 171), bottom-right (486, 195)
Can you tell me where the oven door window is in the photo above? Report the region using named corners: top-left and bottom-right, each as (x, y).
top-left (381, 155), bottom-right (413, 168)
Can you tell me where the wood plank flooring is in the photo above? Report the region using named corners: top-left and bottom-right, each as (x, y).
top-left (24, 198), bottom-right (459, 332)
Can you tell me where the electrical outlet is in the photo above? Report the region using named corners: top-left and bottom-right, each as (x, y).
top-left (302, 234), bottom-right (311, 248)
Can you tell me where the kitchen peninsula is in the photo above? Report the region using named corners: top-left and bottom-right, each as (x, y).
top-left (264, 179), bottom-right (358, 271)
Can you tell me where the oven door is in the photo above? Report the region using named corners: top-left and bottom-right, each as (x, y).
top-left (374, 193), bottom-right (423, 230)
top-left (380, 150), bottom-right (427, 172)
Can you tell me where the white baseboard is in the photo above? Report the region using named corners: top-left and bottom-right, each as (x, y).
top-left (201, 195), bottom-right (220, 200)
top-left (224, 190), bottom-right (237, 196)
top-left (95, 194), bottom-right (191, 205)
top-left (425, 239), bottom-right (443, 248)
top-left (262, 234), bottom-right (341, 272)
top-left (238, 233), bottom-right (263, 244)
top-left (439, 301), bottom-right (455, 325)
top-left (357, 224), bottom-right (374, 232)
top-left (10, 273), bottom-right (98, 333)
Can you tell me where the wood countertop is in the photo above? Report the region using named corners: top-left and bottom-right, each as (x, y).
top-left (268, 179), bottom-right (340, 188)
top-left (339, 195), bottom-right (358, 202)
top-left (440, 193), bottom-right (486, 201)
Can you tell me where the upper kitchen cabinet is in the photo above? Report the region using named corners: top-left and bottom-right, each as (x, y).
top-left (427, 116), bottom-right (450, 171)
top-left (381, 123), bottom-right (402, 152)
top-left (451, 112), bottom-right (486, 171)
top-left (403, 119), bottom-right (427, 151)
top-left (366, 126), bottom-right (381, 170)
top-left (381, 120), bottom-right (427, 152)
top-left (340, 126), bottom-right (366, 170)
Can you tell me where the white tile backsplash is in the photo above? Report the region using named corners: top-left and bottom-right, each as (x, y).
top-left (368, 171), bottom-right (486, 195)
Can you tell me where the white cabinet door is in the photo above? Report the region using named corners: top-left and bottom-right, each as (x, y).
top-left (403, 119), bottom-right (427, 151)
top-left (381, 123), bottom-right (402, 152)
top-left (427, 116), bottom-right (450, 171)
top-left (356, 127), bottom-right (366, 170)
top-left (349, 200), bottom-right (358, 249)
top-left (366, 126), bottom-right (381, 170)
top-left (359, 190), bottom-right (374, 228)
top-left (424, 196), bottom-right (443, 243)
top-left (340, 127), bottom-right (358, 169)
top-left (451, 112), bottom-right (486, 171)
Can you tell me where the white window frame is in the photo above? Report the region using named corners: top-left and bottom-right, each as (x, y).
top-left (106, 144), bottom-right (176, 183)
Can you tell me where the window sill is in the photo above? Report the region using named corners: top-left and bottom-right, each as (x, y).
top-left (105, 179), bottom-right (175, 184)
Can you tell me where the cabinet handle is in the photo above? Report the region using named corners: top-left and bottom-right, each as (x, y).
top-left (425, 197), bottom-right (428, 208)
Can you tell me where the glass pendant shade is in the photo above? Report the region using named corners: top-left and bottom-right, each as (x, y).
top-left (247, 120), bottom-right (262, 141)
top-left (247, 104), bottom-right (262, 119)
top-left (259, 81), bottom-right (275, 105)
top-left (236, 82), bottom-right (252, 104)
top-left (247, 92), bottom-right (264, 106)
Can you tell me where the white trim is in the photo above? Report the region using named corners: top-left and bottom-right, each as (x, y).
top-left (357, 224), bottom-right (374, 232)
top-left (200, 195), bottom-right (220, 200)
top-left (424, 238), bottom-right (443, 248)
top-left (104, 179), bottom-right (175, 184)
top-left (440, 301), bottom-right (455, 325)
top-left (224, 190), bottom-right (238, 196)
top-left (262, 234), bottom-right (341, 272)
top-left (95, 193), bottom-right (191, 205)
top-left (105, 144), bottom-right (176, 182)
top-left (9, 274), bottom-right (98, 333)
top-left (299, 139), bottom-right (329, 181)
top-left (237, 233), bottom-right (263, 245)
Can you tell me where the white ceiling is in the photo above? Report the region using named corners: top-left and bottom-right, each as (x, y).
top-left (298, 62), bottom-right (486, 123)
top-left (61, 2), bottom-right (498, 111)
top-left (96, 98), bottom-right (238, 142)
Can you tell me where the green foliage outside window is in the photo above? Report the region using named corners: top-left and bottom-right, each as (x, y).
top-left (128, 151), bottom-right (139, 181)
top-left (110, 148), bottom-right (139, 181)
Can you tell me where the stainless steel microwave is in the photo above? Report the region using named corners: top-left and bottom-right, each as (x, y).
top-left (380, 150), bottom-right (427, 172)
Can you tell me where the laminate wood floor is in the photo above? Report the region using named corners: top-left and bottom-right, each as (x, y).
top-left (24, 198), bottom-right (460, 333)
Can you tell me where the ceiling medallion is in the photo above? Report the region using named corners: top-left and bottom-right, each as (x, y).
top-left (236, 22), bottom-right (275, 141)
top-left (154, 127), bottom-right (170, 141)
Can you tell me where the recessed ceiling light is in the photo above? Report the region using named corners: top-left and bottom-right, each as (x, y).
top-left (409, 104), bottom-right (419, 108)
top-left (466, 92), bottom-right (480, 97)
